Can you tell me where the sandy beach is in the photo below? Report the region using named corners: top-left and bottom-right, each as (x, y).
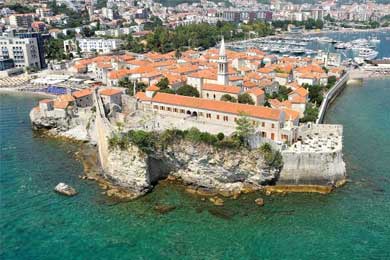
top-left (0, 88), bottom-right (56, 99)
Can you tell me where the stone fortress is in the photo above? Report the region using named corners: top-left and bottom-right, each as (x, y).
top-left (30, 39), bottom-right (347, 197)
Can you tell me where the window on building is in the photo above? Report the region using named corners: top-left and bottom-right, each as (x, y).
top-left (180, 109), bottom-right (185, 113)
top-left (272, 123), bottom-right (275, 129)
top-left (223, 116), bottom-right (228, 121)
top-left (167, 107), bottom-right (172, 112)
top-left (199, 112), bottom-right (203, 117)
top-left (216, 115), bottom-right (220, 120)
top-left (174, 108), bottom-right (178, 112)
top-left (271, 133), bottom-right (275, 140)
top-left (261, 122), bottom-right (265, 127)
top-left (206, 113), bottom-right (211, 118)
top-left (206, 93), bottom-right (209, 98)
top-left (262, 132), bottom-right (266, 138)
top-left (160, 106), bottom-right (165, 110)
top-left (213, 94), bottom-right (216, 99)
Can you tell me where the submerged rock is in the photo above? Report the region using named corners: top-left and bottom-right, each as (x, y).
top-left (209, 196), bottom-right (224, 206)
top-left (154, 204), bottom-right (176, 214)
top-left (54, 183), bottom-right (77, 196)
top-left (106, 188), bottom-right (133, 200)
top-left (255, 198), bottom-right (265, 207)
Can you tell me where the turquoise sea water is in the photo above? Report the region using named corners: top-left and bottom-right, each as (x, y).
top-left (1, 29), bottom-right (390, 259)
top-left (1, 79), bottom-right (390, 259)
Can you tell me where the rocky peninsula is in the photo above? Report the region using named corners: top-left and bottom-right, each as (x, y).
top-left (29, 89), bottom-right (347, 199)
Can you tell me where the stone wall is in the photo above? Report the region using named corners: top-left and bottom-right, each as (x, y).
top-left (278, 123), bottom-right (346, 185)
top-left (279, 150), bottom-right (346, 185)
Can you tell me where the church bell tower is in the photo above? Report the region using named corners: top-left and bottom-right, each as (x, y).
top-left (217, 37), bottom-right (229, 85)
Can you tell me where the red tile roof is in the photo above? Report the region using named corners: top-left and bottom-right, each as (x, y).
top-left (146, 85), bottom-right (160, 91)
top-left (202, 84), bottom-right (241, 94)
top-left (246, 88), bottom-right (264, 96)
top-left (136, 92), bottom-right (282, 121)
top-left (39, 99), bottom-right (53, 104)
top-left (72, 88), bottom-right (92, 99)
top-left (99, 88), bottom-right (122, 96)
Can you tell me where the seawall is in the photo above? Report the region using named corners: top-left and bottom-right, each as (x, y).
top-left (317, 72), bottom-right (349, 124)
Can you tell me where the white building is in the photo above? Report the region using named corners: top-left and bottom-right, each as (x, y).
top-left (0, 37), bottom-right (41, 69)
top-left (76, 38), bottom-right (122, 54)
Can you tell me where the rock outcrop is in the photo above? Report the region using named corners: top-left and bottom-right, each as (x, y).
top-left (54, 183), bottom-right (77, 196)
top-left (30, 108), bottom-right (97, 143)
top-left (104, 140), bottom-right (281, 198)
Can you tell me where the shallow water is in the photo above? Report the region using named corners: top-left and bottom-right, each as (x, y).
top-left (1, 78), bottom-right (390, 259)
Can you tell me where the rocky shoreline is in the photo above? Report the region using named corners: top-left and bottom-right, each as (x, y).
top-left (30, 100), bottom-right (347, 202)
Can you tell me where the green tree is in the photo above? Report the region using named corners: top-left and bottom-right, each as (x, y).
top-left (6, 3), bottom-right (36, 13)
top-left (275, 85), bottom-right (292, 101)
top-left (300, 103), bottom-right (319, 123)
top-left (119, 78), bottom-right (147, 95)
top-left (45, 38), bottom-right (68, 61)
top-left (220, 94), bottom-right (237, 102)
top-left (306, 84), bottom-right (323, 105)
top-left (81, 27), bottom-right (94, 37)
top-left (175, 49), bottom-right (181, 59)
top-left (176, 85), bottom-right (200, 97)
top-left (238, 93), bottom-right (255, 105)
top-left (235, 113), bottom-right (255, 142)
top-left (156, 77), bottom-right (170, 90)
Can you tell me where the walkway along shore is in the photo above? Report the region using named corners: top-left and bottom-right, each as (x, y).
top-left (317, 67), bottom-right (390, 124)
top-left (316, 72), bottom-right (349, 124)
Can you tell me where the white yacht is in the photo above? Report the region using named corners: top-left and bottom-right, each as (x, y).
top-left (369, 37), bottom-right (381, 44)
top-left (291, 48), bottom-right (305, 54)
top-left (357, 48), bottom-right (379, 60)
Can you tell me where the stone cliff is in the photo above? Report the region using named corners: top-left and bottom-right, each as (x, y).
top-left (30, 107), bottom-right (97, 143)
top-left (104, 140), bottom-right (281, 198)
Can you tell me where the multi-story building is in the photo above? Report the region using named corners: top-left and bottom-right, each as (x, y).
top-left (16, 32), bottom-right (49, 69)
top-left (76, 38), bottom-right (123, 54)
top-left (9, 14), bottom-right (34, 28)
top-left (0, 37), bottom-right (41, 69)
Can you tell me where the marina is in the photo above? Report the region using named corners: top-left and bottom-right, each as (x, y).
top-left (226, 28), bottom-right (390, 63)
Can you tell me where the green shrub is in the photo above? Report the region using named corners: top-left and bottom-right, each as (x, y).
top-left (259, 143), bottom-right (283, 168)
top-left (109, 127), bottom-right (245, 152)
top-left (217, 132), bottom-right (225, 141)
top-left (126, 130), bottom-right (156, 153)
top-left (260, 143), bottom-right (272, 153)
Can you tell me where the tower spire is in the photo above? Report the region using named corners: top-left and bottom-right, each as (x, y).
top-left (219, 36), bottom-right (226, 57)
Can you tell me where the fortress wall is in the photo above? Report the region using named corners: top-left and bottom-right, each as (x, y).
top-left (94, 89), bottom-right (114, 171)
top-left (279, 149), bottom-right (346, 185)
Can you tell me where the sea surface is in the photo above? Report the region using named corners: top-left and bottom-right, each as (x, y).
top-left (306, 29), bottom-right (390, 59)
top-left (1, 79), bottom-right (390, 259)
top-left (1, 31), bottom-right (390, 258)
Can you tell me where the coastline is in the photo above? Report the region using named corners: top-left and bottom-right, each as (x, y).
top-left (300, 26), bottom-right (390, 36)
top-left (0, 87), bottom-right (56, 99)
top-left (227, 27), bottom-right (390, 44)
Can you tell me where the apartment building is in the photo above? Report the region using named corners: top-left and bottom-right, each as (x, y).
top-left (9, 14), bottom-right (34, 28)
top-left (0, 37), bottom-right (41, 69)
top-left (76, 38), bottom-right (123, 54)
